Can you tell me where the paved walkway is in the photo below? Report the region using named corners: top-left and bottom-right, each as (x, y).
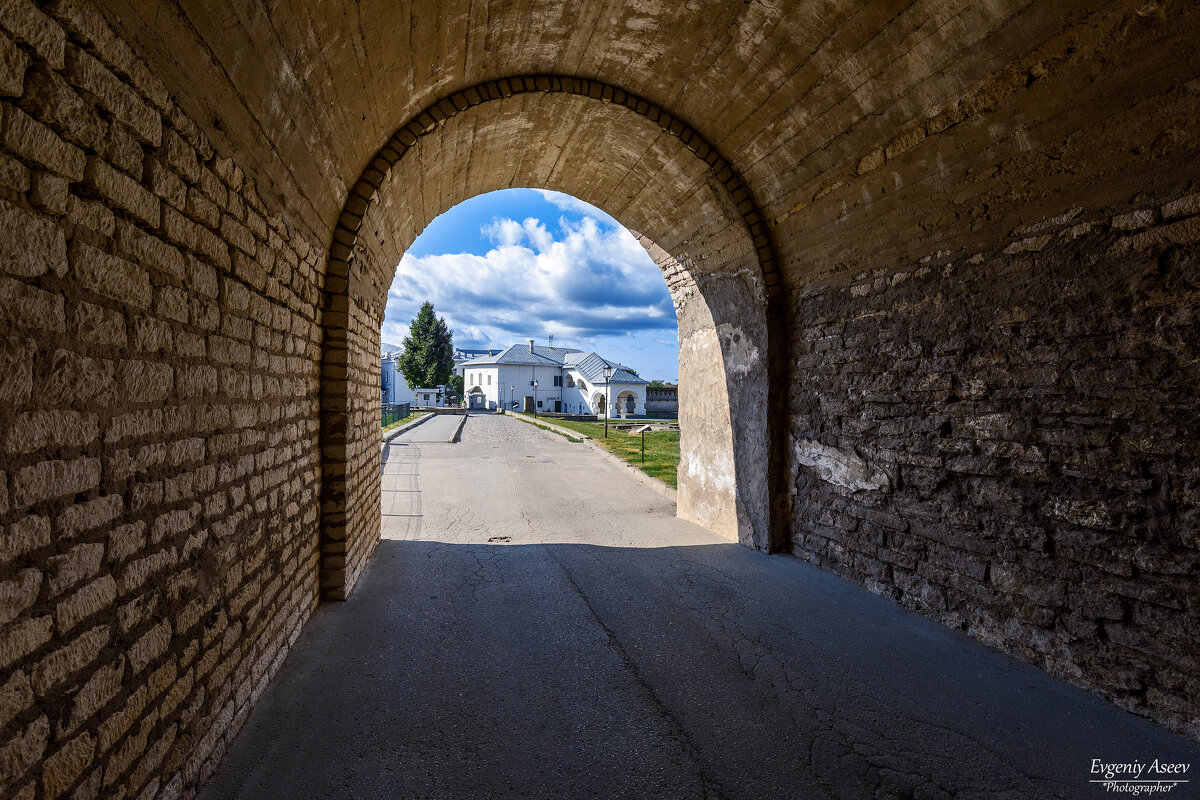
top-left (395, 412), bottom-right (464, 442)
top-left (199, 413), bottom-right (1199, 800)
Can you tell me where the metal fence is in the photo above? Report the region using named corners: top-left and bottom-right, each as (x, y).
top-left (381, 403), bottom-right (411, 428)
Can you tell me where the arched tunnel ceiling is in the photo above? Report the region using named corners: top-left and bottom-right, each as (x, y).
top-left (98, 0), bottom-right (1105, 273)
top-left (354, 91), bottom-right (758, 304)
top-left (100, 0), bottom-right (1200, 293)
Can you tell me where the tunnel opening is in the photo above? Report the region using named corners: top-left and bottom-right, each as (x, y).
top-left (379, 187), bottom-right (679, 420)
top-left (0, 5), bottom-right (1197, 798)
top-left (317, 77), bottom-right (786, 601)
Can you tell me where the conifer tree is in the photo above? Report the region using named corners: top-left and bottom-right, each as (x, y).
top-left (398, 301), bottom-right (454, 389)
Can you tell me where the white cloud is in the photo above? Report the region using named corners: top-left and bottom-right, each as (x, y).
top-left (383, 211), bottom-right (676, 353)
top-left (534, 189), bottom-right (611, 220)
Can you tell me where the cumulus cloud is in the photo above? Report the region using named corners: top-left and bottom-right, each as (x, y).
top-left (535, 189), bottom-right (605, 218)
top-left (381, 209), bottom-right (676, 351)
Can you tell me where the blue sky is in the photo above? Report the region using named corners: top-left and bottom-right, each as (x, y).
top-left (381, 189), bottom-right (680, 381)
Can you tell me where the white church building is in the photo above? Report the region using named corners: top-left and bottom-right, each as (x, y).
top-left (460, 341), bottom-right (648, 416)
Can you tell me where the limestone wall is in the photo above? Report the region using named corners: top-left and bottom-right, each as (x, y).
top-left (772, 3), bottom-right (1200, 740)
top-left (789, 201), bottom-right (1200, 740)
top-left (0, 3), bottom-right (326, 797)
top-left (318, 291), bottom-right (382, 600)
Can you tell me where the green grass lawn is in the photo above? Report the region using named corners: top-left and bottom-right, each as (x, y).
top-left (382, 411), bottom-right (430, 431)
top-left (513, 413), bottom-right (679, 488)
top-left (514, 417), bottom-right (582, 444)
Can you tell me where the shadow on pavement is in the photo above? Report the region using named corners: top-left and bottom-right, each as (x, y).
top-left (198, 538), bottom-right (1199, 800)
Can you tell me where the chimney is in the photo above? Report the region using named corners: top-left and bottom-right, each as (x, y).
top-left (528, 339), bottom-right (534, 352)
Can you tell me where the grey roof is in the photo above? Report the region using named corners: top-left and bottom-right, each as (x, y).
top-left (460, 343), bottom-right (647, 384)
top-left (569, 351), bottom-right (645, 384)
top-left (461, 344), bottom-right (580, 367)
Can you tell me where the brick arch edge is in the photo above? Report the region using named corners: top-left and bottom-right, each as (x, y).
top-left (319, 75), bottom-right (791, 598)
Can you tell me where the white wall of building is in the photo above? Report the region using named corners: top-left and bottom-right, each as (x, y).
top-left (381, 357), bottom-right (415, 405)
top-left (462, 365), bottom-right (645, 415)
top-left (412, 387), bottom-right (450, 407)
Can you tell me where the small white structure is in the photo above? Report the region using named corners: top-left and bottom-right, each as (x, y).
top-left (412, 386), bottom-right (451, 407)
top-left (460, 340), bottom-right (648, 415)
top-left (382, 350), bottom-right (455, 407)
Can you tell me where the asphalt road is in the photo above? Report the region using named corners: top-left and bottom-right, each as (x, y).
top-left (198, 413), bottom-right (1199, 800)
top-left (394, 413), bottom-right (465, 442)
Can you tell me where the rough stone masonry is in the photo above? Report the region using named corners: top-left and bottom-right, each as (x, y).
top-left (0, 1), bottom-right (1197, 798)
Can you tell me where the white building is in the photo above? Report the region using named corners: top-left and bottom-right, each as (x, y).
top-left (412, 386), bottom-right (451, 407)
top-left (380, 355), bottom-right (415, 405)
top-left (382, 353), bottom-right (454, 407)
top-left (459, 340), bottom-right (648, 416)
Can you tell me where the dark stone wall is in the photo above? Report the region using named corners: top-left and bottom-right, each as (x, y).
top-left (789, 201), bottom-right (1200, 740)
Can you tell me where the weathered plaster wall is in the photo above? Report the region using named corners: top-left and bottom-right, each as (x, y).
top-left (0, 3), bottom-right (326, 797)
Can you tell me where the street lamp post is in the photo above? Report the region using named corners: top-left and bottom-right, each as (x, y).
top-left (603, 364), bottom-right (613, 438)
top-left (532, 379), bottom-right (538, 418)
top-left (509, 385), bottom-right (513, 414)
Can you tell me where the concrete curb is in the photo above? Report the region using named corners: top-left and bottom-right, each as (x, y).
top-left (448, 414), bottom-right (467, 443)
top-left (381, 413), bottom-right (433, 447)
top-left (582, 438), bottom-right (678, 502)
top-left (509, 413), bottom-right (677, 502)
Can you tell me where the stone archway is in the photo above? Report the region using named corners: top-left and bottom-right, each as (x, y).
top-left (318, 76), bottom-right (786, 598)
top-left (19, 2), bottom-right (1190, 767)
top-left (616, 390), bottom-right (637, 417)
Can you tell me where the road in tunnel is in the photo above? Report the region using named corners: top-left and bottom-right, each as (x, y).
top-left (198, 414), bottom-right (1198, 799)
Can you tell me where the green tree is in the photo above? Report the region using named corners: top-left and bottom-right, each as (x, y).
top-left (398, 302), bottom-right (454, 389)
top-left (648, 379), bottom-right (666, 388)
top-left (446, 374), bottom-right (464, 401)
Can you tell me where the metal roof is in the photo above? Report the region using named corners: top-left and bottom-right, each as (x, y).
top-left (569, 352), bottom-right (646, 385)
top-left (460, 343), bottom-right (579, 367)
top-left (459, 343), bottom-right (647, 384)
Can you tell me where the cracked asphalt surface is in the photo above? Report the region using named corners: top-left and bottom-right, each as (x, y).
top-left (198, 413), bottom-right (1200, 800)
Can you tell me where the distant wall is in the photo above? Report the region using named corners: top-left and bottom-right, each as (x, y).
top-left (645, 387), bottom-right (678, 418)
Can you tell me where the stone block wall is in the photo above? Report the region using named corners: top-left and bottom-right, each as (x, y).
top-left (318, 293), bottom-right (382, 600)
top-left (1, 4), bottom-right (1196, 796)
top-left (790, 198), bottom-right (1200, 740)
top-left (0, 2), bottom-right (326, 797)
top-left (318, 184), bottom-right (391, 600)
